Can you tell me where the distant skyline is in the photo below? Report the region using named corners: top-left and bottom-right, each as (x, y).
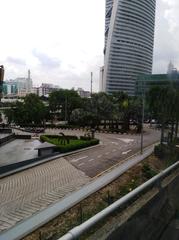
top-left (0, 0), bottom-right (179, 91)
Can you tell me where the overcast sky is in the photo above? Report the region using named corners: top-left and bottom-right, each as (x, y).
top-left (0, 0), bottom-right (179, 91)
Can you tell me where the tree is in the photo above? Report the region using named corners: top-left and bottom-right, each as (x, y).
top-left (111, 92), bottom-right (141, 132)
top-left (147, 86), bottom-right (176, 144)
top-left (4, 94), bottom-right (47, 125)
top-left (49, 89), bottom-right (82, 122)
top-left (71, 93), bottom-right (115, 128)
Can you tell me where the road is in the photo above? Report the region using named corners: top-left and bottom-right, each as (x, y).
top-left (0, 128), bottom-right (160, 233)
top-left (46, 128), bottom-right (160, 177)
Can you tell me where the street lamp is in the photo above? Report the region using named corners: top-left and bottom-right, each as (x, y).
top-left (0, 65), bottom-right (4, 102)
top-left (140, 75), bottom-right (145, 154)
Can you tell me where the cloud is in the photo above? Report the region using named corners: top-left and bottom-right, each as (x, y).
top-left (6, 57), bottom-right (26, 66)
top-left (162, 0), bottom-right (179, 32)
top-left (32, 49), bottom-right (61, 69)
top-left (153, 0), bottom-right (179, 73)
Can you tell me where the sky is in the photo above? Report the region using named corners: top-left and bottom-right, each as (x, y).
top-left (0, 0), bottom-right (179, 91)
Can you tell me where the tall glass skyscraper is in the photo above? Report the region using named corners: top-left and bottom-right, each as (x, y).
top-left (100, 0), bottom-right (156, 95)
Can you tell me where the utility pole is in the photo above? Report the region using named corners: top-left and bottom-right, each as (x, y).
top-left (91, 72), bottom-right (93, 97)
top-left (65, 96), bottom-right (67, 122)
top-left (0, 65), bottom-right (4, 102)
top-left (140, 78), bottom-right (145, 154)
top-left (141, 92), bottom-right (144, 154)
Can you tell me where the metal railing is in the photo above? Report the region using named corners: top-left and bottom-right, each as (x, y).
top-left (59, 161), bottom-right (179, 240)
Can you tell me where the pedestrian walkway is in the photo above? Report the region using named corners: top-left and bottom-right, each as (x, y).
top-left (0, 158), bottom-right (90, 232)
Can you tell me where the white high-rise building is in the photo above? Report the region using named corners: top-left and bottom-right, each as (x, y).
top-left (26, 69), bottom-right (33, 93)
top-left (100, 0), bottom-right (156, 95)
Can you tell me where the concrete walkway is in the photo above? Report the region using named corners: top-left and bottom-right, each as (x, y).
top-left (0, 158), bottom-right (90, 233)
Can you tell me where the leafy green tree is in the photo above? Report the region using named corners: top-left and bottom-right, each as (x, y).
top-left (49, 89), bottom-right (82, 122)
top-left (147, 86), bottom-right (176, 144)
top-left (71, 93), bottom-right (115, 128)
top-left (4, 94), bottom-right (47, 125)
top-left (111, 92), bottom-right (141, 132)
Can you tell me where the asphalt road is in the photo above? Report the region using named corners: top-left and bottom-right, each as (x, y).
top-left (46, 127), bottom-right (160, 177)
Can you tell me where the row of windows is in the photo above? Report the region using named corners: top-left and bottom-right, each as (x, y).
top-left (120, 0), bottom-right (156, 13)
top-left (116, 19), bottom-right (154, 38)
top-left (113, 32), bottom-right (154, 48)
top-left (116, 15), bottom-right (154, 33)
top-left (107, 51), bottom-right (153, 62)
top-left (120, 1), bottom-right (155, 20)
top-left (115, 39), bottom-right (153, 52)
top-left (119, 8), bottom-right (155, 27)
top-left (114, 26), bottom-right (154, 43)
top-left (110, 50), bottom-right (152, 63)
top-left (109, 56), bottom-right (152, 68)
top-left (114, 27), bottom-right (154, 42)
top-left (111, 44), bottom-right (153, 57)
top-left (108, 63), bottom-right (151, 72)
top-left (120, 2), bottom-right (155, 19)
top-left (107, 66), bottom-right (151, 75)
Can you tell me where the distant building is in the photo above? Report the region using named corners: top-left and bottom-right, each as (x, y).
top-left (99, 67), bottom-right (104, 92)
top-left (26, 70), bottom-right (33, 93)
top-left (77, 88), bottom-right (91, 98)
top-left (30, 87), bottom-right (38, 95)
top-left (2, 70), bottom-right (33, 97)
top-left (3, 80), bottom-right (18, 96)
top-left (136, 73), bottom-right (179, 95)
top-left (167, 61), bottom-right (178, 80)
top-left (38, 83), bottom-right (60, 97)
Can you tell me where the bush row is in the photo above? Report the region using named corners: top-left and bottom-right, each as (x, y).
top-left (40, 135), bottom-right (78, 142)
top-left (40, 135), bottom-right (99, 153)
top-left (56, 139), bottom-right (99, 153)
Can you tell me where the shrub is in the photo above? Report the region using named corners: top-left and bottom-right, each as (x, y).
top-left (142, 163), bottom-right (157, 179)
top-left (40, 135), bottom-right (78, 142)
top-left (40, 135), bottom-right (99, 153)
top-left (80, 136), bottom-right (92, 141)
top-left (154, 145), bottom-right (164, 158)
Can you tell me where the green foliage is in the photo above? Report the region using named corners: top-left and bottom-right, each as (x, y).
top-left (154, 144), bottom-right (179, 165)
top-left (40, 135), bottom-right (99, 153)
top-left (49, 89), bottom-right (82, 121)
top-left (3, 94), bottom-right (47, 125)
top-left (147, 86), bottom-right (179, 144)
top-left (119, 177), bottom-right (140, 196)
top-left (142, 163), bottom-right (157, 179)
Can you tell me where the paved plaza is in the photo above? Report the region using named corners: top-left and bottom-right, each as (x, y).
top-left (0, 157), bottom-right (90, 232)
top-left (0, 139), bottom-right (40, 166)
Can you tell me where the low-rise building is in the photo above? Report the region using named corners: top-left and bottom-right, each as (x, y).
top-left (77, 88), bottom-right (91, 98)
top-left (38, 83), bottom-right (60, 97)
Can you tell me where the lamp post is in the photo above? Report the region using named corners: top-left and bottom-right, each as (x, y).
top-left (91, 72), bottom-right (93, 97)
top-left (0, 65), bottom-right (4, 102)
top-left (141, 91), bottom-right (145, 154)
top-left (140, 76), bottom-right (145, 154)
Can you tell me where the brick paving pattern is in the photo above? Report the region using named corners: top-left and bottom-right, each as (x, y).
top-left (0, 158), bottom-right (90, 232)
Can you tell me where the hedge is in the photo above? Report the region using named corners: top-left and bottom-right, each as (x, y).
top-left (40, 135), bottom-right (99, 153)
